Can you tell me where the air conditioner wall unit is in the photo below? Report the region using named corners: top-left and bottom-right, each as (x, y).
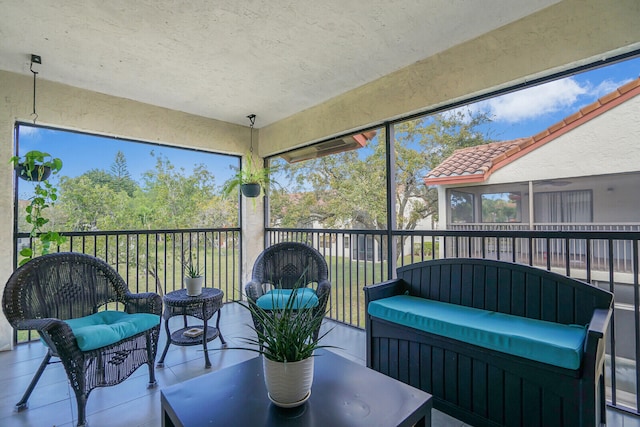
top-left (280, 131), bottom-right (375, 163)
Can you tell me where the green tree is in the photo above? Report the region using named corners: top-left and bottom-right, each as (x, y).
top-left (270, 110), bottom-right (493, 257)
top-left (109, 150), bottom-right (137, 196)
top-left (57, 151), bottom-right (237, 232)
top-left (139, 154), bottom-right (234, 229)
top-left (270, 146), bottom-right (386, 230)
top-left (59, 175), bottom-right (135, 230)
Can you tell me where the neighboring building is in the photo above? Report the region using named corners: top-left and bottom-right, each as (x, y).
top-left (425, 77), bottom-right (640, 257)
top-left (424, 77), bottom-right (640, 361)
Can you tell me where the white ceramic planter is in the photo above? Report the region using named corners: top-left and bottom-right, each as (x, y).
top-left (263, 356), bottom-right (314, 407)
top-left (184, 276), bottom-right (204, 296)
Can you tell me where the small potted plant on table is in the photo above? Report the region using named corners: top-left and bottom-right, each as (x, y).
top-left (182, 254), bottom-right (204, 296)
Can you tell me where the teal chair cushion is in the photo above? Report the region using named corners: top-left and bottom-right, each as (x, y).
top-left (256, 288), bottom-right (319, 310)
top-left (63, 311), bottom-right (160, 351)
top-left (368, 295), bottom-right (587, 370)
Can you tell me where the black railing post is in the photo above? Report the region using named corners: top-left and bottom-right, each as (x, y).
top-left (385, 122), bottom-right (397, 278)
top-left (633, 238), bottom-right (640, 411)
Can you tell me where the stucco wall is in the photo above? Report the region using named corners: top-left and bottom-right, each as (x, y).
top-left (488, 94), bottom-right (640, 183)
top-left (1, 0), bottom-right (639, 352)
top-left (436, 89), bottom-right (640, 228)
top-left (258, 0), bottom-right (640, 157)
top-left (0, 72), bottom-right (256, 351)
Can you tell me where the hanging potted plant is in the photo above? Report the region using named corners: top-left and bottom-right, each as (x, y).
top-left (10, 150), bottom-right (63, 182)
top-left (231, 285), bottom-right (333, 407)
top-left (222, 153), bottom-right (272, 199)
top-left (9, 150), bottom-right (65, 266)
top-left (222, 114), bottom-right (277, 199)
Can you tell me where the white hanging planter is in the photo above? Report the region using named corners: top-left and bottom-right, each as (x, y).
top-left (263, 356), bottom-right (314, 407)
top-left (184, 276), bottom-right (204, 296)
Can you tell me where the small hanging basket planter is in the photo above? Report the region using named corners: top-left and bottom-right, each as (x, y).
top-left (15, 164), bottom-right (52, 181)
top-left (241, 183), bottom-right (261, 198)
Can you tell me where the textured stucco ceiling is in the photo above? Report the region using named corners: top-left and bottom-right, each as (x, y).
top-left (0, 0), bottom-right (559, 127)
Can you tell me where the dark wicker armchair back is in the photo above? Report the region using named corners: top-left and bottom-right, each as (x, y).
top-left (3, 252), bottom-right (130, 325)
top-left (252, 242), bottom-right (328, 288)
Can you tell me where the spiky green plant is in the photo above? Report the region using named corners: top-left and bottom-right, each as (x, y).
top-left (181, 251), bottom-right (203, 278)
top-left (236, 286), bottom-right (333, 363)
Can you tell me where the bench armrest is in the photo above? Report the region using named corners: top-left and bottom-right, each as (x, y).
top-left (582, 307), bottom-right (613, 379)
top-left (587, 308), bottom-right (613, 339)
top-left (364, 279), bottom-right (407, 304)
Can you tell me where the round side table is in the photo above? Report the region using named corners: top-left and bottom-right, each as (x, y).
top-left (157, 288), bottom-right (226, 369)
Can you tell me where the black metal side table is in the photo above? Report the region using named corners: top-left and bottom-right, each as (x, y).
top-left (157, 288), bottom-right (226, 369)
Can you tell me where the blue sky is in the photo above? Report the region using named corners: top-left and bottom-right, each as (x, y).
top-left (17, 127), bottom-right (240, 186)
top-left (471, 56), bottom-right (640, 141)
top-left (15, 56), bottom-right (640, 184)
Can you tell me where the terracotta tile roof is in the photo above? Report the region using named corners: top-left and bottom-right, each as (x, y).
top-left (424, 77), bottom-right (640, 185)
top-left (425, 139), bottom-right (525, 181)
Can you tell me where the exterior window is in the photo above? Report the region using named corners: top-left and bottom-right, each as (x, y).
top-left (321, 234), bottom-right (334, 249)
top-left (450, 191), bottom-right (474, 223)
top-left (534, 190), bottom-right (593, 223)
top-left (352, 235), bottom-right (381, 261)
top-left (481, 192), bottom-right (522, 223)
top-left (343, 235), bottom-right (350, 249)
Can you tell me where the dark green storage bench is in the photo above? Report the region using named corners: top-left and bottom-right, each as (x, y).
top-left (365, 258), bottom-right (613, 427)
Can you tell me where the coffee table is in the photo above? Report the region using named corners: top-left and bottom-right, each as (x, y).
top-left (161, 349), bottom-right (432, 427)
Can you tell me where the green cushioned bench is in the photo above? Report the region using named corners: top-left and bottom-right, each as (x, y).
top-left (368, 295), bottom-right (586, 370)
top-left (365, 258), bottom-right (613, 427)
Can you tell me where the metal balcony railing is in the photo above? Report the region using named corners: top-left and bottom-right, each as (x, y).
top-left (14, 226), bottom-right (242, 304)
top-left (268, 226), bottom-right (640, 415)
top-left (11, 225), bottom-right (640, 414)
top-left (450, 222), bottom-right (640, 274)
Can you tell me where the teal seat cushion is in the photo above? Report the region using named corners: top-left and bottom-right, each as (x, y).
top-left (63, 311), bottom-right (160, 351)
top-left (256, 288), bottom-right (319, 310)
top-left (368, 295), bottom-right (587, 370)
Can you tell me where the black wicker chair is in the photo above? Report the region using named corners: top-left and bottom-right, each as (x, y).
top-left (2, 252), bottom-right (162, 427)
top-left (245, 242), bottom-right (331, 342)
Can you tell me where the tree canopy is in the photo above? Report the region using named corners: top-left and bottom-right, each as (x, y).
top-left (18, 110), bottom-right (493, 240)
top-left (270, 110), bottom-right (494, 235)
top-left (19, 151), bottom-right (238, 233)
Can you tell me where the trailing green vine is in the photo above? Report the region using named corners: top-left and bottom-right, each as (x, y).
top-left (10, 150), bottom-right (66, 265)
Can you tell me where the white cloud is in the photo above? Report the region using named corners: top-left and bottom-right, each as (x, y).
top-left (590, 78), bottom-right (633, 98)
top-left (471, 77), bottom-right (633, 124)
top-left (478, 78), bottom-right (587, 123)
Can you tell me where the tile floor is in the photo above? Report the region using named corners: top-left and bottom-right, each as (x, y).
top-left (0, 302), bottom-right (636, 426)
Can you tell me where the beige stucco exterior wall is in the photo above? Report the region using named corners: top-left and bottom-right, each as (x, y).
top-left (488, 95), bottom-right (640, 184)
top-left (1, 0), bottom-right (639, 351)
top-left (258, 0), bottom-right (640, 157)
top-left (435, 91), bottom-right (640, 233)
top-left (0, 72), bottom-right (259, 351)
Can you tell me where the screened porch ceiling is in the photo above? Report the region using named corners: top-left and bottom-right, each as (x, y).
top-left (0, 0), bottom-right (561, 128)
